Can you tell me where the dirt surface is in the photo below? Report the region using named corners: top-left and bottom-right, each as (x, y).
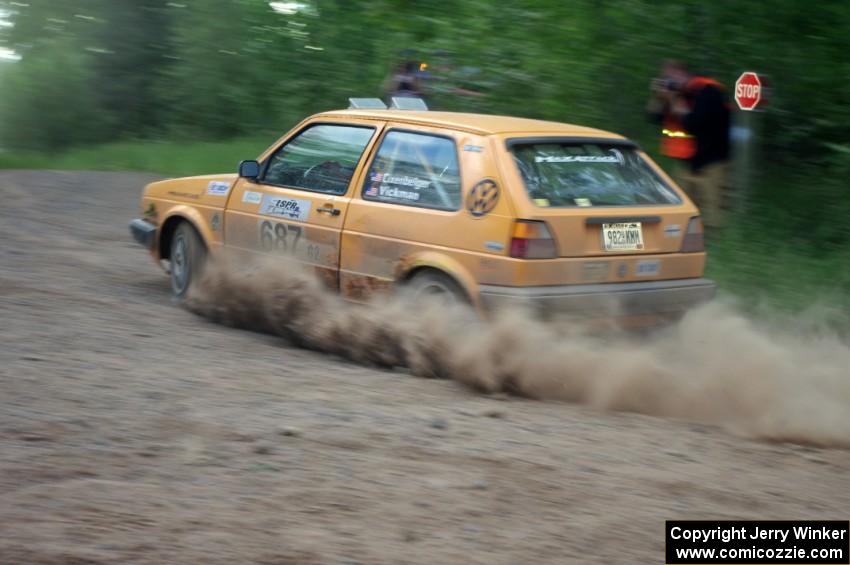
top-left (1, 170), bottom-right (849, 565)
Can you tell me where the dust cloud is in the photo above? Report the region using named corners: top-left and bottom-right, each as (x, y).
top-left (187, 255), bottom-right (850, 448)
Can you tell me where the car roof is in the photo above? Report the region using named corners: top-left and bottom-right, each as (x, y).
top-left (317, 109), bottom-right (626, 139)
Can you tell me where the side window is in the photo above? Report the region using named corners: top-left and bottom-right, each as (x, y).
top-left (363, 130), bottom-right (461, 210)
top-left (263, 124), bottom-right (374, 195)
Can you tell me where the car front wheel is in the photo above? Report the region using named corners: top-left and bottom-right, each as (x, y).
top-left (170, 222), bottom-right (207, 299)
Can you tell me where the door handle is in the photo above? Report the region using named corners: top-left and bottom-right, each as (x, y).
top-left (317, 206), bottom-right (341, 216)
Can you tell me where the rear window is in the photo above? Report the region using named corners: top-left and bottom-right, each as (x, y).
top-left (510, 142), bottom-right (681, 207)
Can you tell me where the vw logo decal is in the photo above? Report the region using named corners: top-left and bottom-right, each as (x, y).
top-left (466, 179), bottom-right (499, 218)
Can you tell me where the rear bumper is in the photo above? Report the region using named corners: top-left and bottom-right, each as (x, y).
top-left (478, 278), bottom-right (716, 317)
top-left (129, 218), bottom-right (157, 251)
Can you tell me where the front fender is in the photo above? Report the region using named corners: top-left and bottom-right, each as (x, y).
top-left (158, 205), bottom-right (216, 260)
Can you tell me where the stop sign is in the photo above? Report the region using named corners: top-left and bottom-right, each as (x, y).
top-left (735, 72), bottom-right (763, 111)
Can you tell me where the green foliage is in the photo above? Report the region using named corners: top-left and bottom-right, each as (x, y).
top-left (707, 220), bottom-right (850, 332)
top-left (0, 40), bottom-right (108, 149)
top-left (2, 0), bottom-right (848, 150)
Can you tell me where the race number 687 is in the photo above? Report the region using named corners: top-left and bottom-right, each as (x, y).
top-left (259, 220), bottom-right (302, 252)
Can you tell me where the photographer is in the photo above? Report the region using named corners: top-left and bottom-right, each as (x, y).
top-left (648, 60), bottom-right (730, 231)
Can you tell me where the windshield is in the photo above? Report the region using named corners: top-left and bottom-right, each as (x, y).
top-left (510, 142), bottom-right (681, 207)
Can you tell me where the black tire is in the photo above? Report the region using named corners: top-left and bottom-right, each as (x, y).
top-left (169, 222), bottom-right (207, 299)
top-left (405, 270), bottom-right (469, 306)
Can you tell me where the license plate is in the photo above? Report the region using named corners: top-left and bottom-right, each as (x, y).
top-left (602, 222), bottom-right (644, 252)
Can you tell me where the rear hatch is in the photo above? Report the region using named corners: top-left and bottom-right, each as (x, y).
top-left (507, 139), bottom-right (694, 257)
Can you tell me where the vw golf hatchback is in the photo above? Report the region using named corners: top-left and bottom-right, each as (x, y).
top-left (130, 99), bottom-right (715, 321)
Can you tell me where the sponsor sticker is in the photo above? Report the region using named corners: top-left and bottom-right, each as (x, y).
top-left (535, 148), bottom-right (625, 166)
top-left (484, 241), bottom-right (505, 251)
top-left (207, 181), bottom-right (231, 196)
top-left (242, 190), bottom-right (262, 204)
top-left (463, 144), bottom-right (483, 152)
top-left (664, 224), bottom-right (682, 238)
top-left (259, 194), bottom-right (312, 222)
top-left (574, 197), bottom-right (592, 207)
top-left (635, 259), bottom-right (660, 276)
top-left (582, 261), bottom-right (609, 282)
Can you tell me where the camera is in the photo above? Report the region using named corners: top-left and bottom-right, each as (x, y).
top-left (651, 77), bottom-right (683, 92)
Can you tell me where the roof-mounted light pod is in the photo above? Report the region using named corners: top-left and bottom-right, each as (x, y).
top-left (348, 98), bottom-right (388, 110)
top-left (389, 97), bottom-right (429, 111)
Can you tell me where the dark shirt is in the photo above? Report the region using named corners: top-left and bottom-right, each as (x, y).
top-left (682, 84), bottom-right (731, 172)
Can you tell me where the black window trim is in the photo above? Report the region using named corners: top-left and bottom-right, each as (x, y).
top-left (505, 136), bottom-right (640, 150)
top-left (360, 127), bottom-right (463, 212)
top-left (259, 121), bottom-right (377, 196)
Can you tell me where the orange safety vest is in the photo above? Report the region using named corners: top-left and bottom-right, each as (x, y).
top-left (660, 76), bottom-right (723, 160)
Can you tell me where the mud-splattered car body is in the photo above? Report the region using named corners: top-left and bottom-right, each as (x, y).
top-left (130, 108), bottom-right (715, 319)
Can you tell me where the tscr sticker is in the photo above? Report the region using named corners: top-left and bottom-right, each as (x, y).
top-left (242, 190), bottom-right (262, 204)
top-left (259, 194), bottom-right (312, 222)
top-left (466, 179), bottom-right (499, 218)
top-left (207, 181), bottom-right (231, 196)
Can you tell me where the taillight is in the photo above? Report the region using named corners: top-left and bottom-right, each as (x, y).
top-left (680, 216), bottom-right (705, 252)
top-left (509, 220), bottom-right (557, 259)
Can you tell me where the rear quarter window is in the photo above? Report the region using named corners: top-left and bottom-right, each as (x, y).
top-left (510, 141), bottom-right (681, 207)
top-left (362, 130), bottom-right (461, 210)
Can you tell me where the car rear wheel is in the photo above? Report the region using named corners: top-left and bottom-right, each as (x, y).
top-left (405, 270), bottom-right (468, 306)
top-left (170, 222), bottom-right (207, 299)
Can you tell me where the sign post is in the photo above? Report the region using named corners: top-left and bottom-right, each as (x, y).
top-left (731, 71), bottom-right (766, 211)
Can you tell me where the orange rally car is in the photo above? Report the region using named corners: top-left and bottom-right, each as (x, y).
top-left (129, 98), bottom-right (715, 320)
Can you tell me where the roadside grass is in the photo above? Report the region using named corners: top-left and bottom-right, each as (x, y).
top-left (0, 137), bottom-right (273, 178)
top-left (2, 139), bottom-right (847, 330)
top-left (707, 212), bottom-right (850, 332)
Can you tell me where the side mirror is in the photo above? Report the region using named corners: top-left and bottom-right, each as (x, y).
top-left (238, 159), bottom-right (260, 180)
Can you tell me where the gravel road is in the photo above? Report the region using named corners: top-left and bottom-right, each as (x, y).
top-left (1, 171), bottom-right (848, 564)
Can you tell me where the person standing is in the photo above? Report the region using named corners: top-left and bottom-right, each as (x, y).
top-left (383, 60), bottom-right (424, 103)
top-left (648, 60), bottom-right (731, 230)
